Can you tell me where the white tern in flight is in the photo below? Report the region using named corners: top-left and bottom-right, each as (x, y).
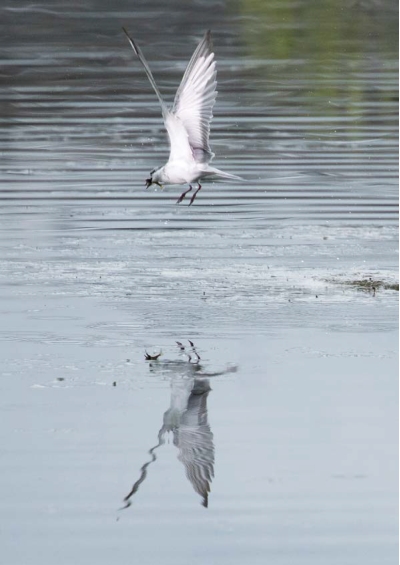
top-left (123, 28), bottom-right (241, 205)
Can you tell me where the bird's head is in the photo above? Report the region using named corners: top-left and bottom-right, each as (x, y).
top-left (145, 168), bottom-right (163, 189)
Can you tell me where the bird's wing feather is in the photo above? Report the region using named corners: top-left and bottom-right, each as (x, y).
top-left (122, 27), bottom-right (168, 118)
top-left (123, 29), bottom-right (217, 166)
top-left (123, 28), bottom-right (193, 163)
top-left (172, 31), bottom-right (217, 164)
top-left (164, 113), bottom-right (193, 163)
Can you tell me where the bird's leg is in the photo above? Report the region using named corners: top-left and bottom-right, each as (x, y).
top-left (176, 185), bottom-right (192, 204)
top-left (188, 183), bottom-right (202, 206)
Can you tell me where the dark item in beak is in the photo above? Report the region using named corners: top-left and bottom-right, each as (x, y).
top-left (145, 178), bottom-right (152, 189)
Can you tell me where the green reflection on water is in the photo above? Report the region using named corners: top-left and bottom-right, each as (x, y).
top-left (234, 0), bottom-right (398, 124)
top-left (238, 0), bottom-right (398, 61)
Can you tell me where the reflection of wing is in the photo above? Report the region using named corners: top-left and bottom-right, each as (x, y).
top-left (122, 431), bottom-right (165, 509)
top-left (174, 384), bottom-right (214, 507)
top-left (122, 376), bottom-right (215, 509)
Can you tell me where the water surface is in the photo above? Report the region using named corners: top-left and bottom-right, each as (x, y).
top-left (0, 1), bottom-right (398, 564)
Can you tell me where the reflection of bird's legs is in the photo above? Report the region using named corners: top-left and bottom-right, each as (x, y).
top-left (189, 183), bottom-right (201, 206)
top-left (188, 340), bottom-right (201, 362)
top-left (176, 341), bottom-right (190, 362)
top-left (177, 340), bottom-right (201, 363)
top-left (176, 185), bottom-right (192, 204)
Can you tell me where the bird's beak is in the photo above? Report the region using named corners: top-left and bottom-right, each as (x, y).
top-left (145, 178), bottom-right (152, 189)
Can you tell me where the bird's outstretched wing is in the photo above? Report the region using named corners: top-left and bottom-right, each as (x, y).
top-left (123, 29), bottom-right (217, 164)
top-left (122, 27), bottom-right (168, 118)
top-left (172, 31), bottom-right (217, 164)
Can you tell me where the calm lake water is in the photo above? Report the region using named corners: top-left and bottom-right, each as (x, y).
top-left (0, 1), bottom-right (398, 564)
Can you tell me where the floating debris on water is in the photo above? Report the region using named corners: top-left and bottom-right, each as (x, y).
top-left (328, 276), bottom-right (399, 294)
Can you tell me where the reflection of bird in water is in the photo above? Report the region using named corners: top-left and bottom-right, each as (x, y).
top-left (162, 376), bottom-right (214, 507)
top-left (123, 341), bottom-right (237, 509)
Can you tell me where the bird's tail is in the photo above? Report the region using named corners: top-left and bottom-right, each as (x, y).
top-left (205, 167), bottom-right (243, 181)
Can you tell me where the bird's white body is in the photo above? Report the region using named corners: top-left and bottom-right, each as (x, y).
top-left (153, 160), bottom-right (232, 186)
top-left (123, 28), bottom-right (241, 204)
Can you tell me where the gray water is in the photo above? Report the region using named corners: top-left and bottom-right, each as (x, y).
top-left (0, 1), bottom-right (398, 564)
